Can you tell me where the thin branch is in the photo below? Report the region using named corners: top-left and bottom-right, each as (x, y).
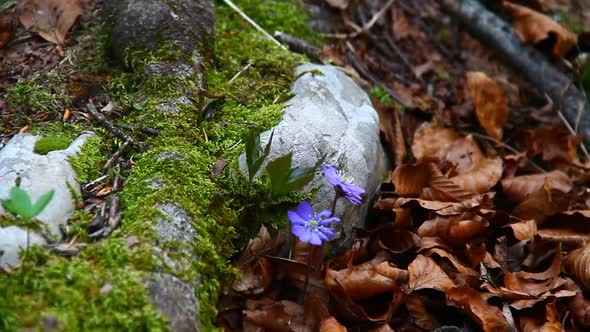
top-left (222, 0), bottom-right (287, 50)
top-left (467, 132), bottom-right (547, 173)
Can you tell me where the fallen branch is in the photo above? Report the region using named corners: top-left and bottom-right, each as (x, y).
top-left (86, 101), bottom-right (143, 149)
top-left (274, 31), bottom-right (322, 62)
top-left (438, 0), bottom-right (590, 146)
top-left (101, 138), bottom-right (133, 174)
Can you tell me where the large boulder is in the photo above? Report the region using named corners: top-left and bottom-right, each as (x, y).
top-left (242, 64), bottom-right (389, 243)
top-left (103, 0), bottom-right (215, 67)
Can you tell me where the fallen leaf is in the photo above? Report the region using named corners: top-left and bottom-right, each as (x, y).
top-left (511, 179), bottom-right (571, 224)
top-left (407, 255), bottom-right (455, 292)
top-left (326, 255), bottom-right (399, 300)
top-left (392, 162), bottom-right (431, 197)
top-left (319, 317), bottom-right (347, 332)
top-left (418, 212), bottom-right (489, 246)
top-left (0, 13), bottom-right (13, 49)
top-left (411, 123), bottom-right (460, 162)
top-left (503, 1), bottom-right (578, 57)
top-left (465, 72), bottom-right (509, 140)
top-left (17, 0), bottom-right (83, 45)
top-left (243, 299), bottom-right (305, 331)
top-left (504, 219), bottom-right (537, 242)
top-left (405, 293), bottom-right (441, 330)
top-left (564, 278), bottom-right (590, 327)
top-left (446, 286), bottom-right (510, 331)
top-left (563, 242), bottom-right (590, 291)
top-left (444, 136), bottom-right (503, 194)
top-left (501, 170), bottom-right (572, 204)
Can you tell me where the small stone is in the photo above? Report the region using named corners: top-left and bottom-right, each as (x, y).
top-left (100, 283), bottom-right (114, 295)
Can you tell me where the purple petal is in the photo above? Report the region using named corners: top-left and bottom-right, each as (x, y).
top-left (309, 232), bottom-right (322, 245)
top-left (319, 217), bottom-right (340, 226)
top-left (322, 165), bottom-right (342, 187)
top-left (316, 210), bottom-right (333, 219)
top-left (343, 183), bottom-right (365, 195)
top-left (299, 228), bottom-right (312, 243)
top-left (288, 210), bottom-right (306, 225)
top-left (320, 227), bottom-right (335, 239)
top-left (344, 194), bottom-right (363, 205)
top-left (296, 201), bottom-right (314, 221)
top-left (291, 224), bottom-right (306, 237)
top-left (317, 231), bottom-right (329, 241)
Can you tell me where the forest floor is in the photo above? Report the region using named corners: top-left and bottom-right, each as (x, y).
top-left (3, 0), bottom-right (590, 331)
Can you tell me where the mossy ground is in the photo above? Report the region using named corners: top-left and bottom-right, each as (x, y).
top-left (1, 0), bottom-right (317, 330)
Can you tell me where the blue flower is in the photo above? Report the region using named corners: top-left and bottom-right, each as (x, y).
top-left (322, 165), bottom-right (365, 205)
top-left (288, 201), bottom-right (340, 245)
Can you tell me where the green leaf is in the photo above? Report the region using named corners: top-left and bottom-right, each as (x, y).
top-left (286, 155), bottom-right (324, 192)
top-left (246, 130), bottom-right (274, 181)
top-left (6, 187), bottom-right (34, 220)
top-left (266, 152), bottom-right (293, 196)
top-left (30, 190), bottom-right (55, 218)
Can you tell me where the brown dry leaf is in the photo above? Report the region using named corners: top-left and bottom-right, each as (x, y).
top-left (563, 243), bottom-right (590, 291)
top-left (405, 293), bottom-right (441, 330)
top-left (446, 286), bottom-right (510, 332)
top-left (564, 278), bottom-right (590, 327)
top-left (319, 317), bottom-right (347, 332)
top-left (501, 170), bottom-right (572, 204)
top-left (420, 247), bottom-right (480, 279)
top-left (243, 299), bottom-right (305, 331)
top-left (374, 262), bottom-right (408, 283)
top-left (407, 255), bottom-right (455, 292)
top-left (465, 72), bottom-right (509, 140)
top-left (411, 123), bottom-right (460, 162)
top-left (392, 163), bottom-right (431, 197)
top-left (421, 162), bottom-right (477, 202)
top-left (17, 0), bottom-right (83, 45)
top-left (368, 325), bottom-right (396, 332)
top-left (503, 1), bottom-right (577, 57)
top-left (234, 226), bottom-right (284, 293)
top-left (326, 255), bottom-right (399, 300)
top-left (465, 243), bottom-right (502, 269)
top-left (386, 193), bottom-right (492, 215)
top-left (418, 212), bottom-right (489, 246)
top-left (538, 228), bottom-right (590, 246)
top-left (504, 219), bottom-right (537, 242)
top-left (445, 136), bottom-right (503, 194)
top-left (511, 179), bottom-right (571, 224)
top-left (534, 127), bottom-right (583, 164)
top-left (519, 301), bottom-right (563, 331)
top-left (0, 13), bottom-right (13, 49)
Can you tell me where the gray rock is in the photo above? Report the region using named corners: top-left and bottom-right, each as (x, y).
top-left (241, 64), bottom-right (389, 242)
top-left (0, 132), bottom-right (94, 237)
top-left (146, 272), bottom-right (200, 332)
top-left (0, 226), bottom-right (47, 270)
top-left (155, 203), bottom-right (196, 244)
top-left (104, 0), bottom-right (215, 67)
top-left (155, 96), bottom-right (196, 115)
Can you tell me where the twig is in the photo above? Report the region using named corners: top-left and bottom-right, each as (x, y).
top-left (101, 138), bottom-right (134, 174)
top-left (222, 0), bottom-right (287, 50)
top-left (101, 177), bottom-right (122, 238)
top-left (467, 132), bottom-right (547, 173)
top-left (121, 124), bottom-right (160, 136)
top-left (557, 111), bottom-right (590, 160)
top-left (86, 101), bottom-right (143, 149)
top-left (274, 31), bottom-right (322, 62)
top-left (229, 63), bottom-right (252, 84)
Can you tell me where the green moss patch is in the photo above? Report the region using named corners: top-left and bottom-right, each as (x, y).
top-left (33, 137), bottom-right (72, 155)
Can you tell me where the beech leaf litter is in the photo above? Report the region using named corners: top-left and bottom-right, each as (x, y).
top-left (216, 0), bottom-right (590, 330)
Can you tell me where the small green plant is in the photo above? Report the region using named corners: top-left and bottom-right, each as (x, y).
top-left (245, 130), bottom-right (320, 198)
top-left (1, 186), bottom-right (54, 263)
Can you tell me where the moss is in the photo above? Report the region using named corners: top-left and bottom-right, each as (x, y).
top-left (69, 135), bottom-right (108, 183)
top-left (8, 80), bottom-right (70, 114)
top-left (33, 137), bottom-right (72, 155)
top-left (0, 244), bottom-right (168, 331)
